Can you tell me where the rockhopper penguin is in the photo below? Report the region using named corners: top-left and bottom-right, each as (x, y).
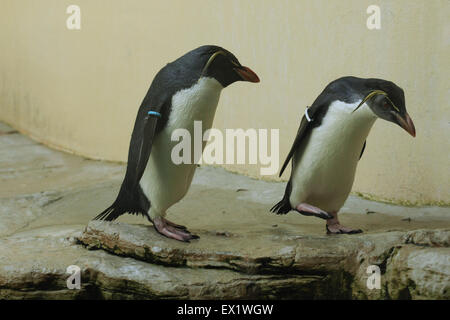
top-left (94, 45), bottom-right (259, 241)
top-left (271, 76), bottom-right (415, 234)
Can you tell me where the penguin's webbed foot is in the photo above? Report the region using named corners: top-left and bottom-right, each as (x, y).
top-left (153, 217), bottom-right (199, 242)
top-left (326, 211), bottom-right (363, 235)
top-left (295, 203), bottom-right (333, 220)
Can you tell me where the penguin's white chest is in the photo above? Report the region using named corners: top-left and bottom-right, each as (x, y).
top-left (140, 77), bottom-right (223, 217)
top-left (289, 101), bottom-right (377, 212)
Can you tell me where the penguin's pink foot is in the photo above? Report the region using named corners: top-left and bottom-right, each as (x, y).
top-left (153, 216), bottom-right (199, 242)
top-left (326, 211), bottom-right (362, 234)
top-left (295, 203), bottom-right (333, 220)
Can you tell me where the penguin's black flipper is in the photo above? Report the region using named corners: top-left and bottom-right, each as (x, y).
top-left (279, 100), bottom-right (327, 177)
top-left (128, 111), bottom-right (160, 189)
top-left (94, 105), bottom-right (164, 221)
top-left (279, 116), bottom-right (309, 177)
top-left (359, 141), bottom-right (366, 160)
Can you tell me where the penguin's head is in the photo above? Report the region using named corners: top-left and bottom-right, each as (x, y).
top-left (354, 80), bottom-right (416, 137)
top-left (198, 46), bottom-right (260, 87)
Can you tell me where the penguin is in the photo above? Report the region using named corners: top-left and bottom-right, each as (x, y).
top-left (94, 45), bottom-right (259, 241)
top-left (271, 76), bottom-right (415, 234)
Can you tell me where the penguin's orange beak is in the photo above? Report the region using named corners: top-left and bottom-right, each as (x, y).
top-left (395, 112), bottom-right (416, 137)
top-left (234, 66), bottom-right (260, 83)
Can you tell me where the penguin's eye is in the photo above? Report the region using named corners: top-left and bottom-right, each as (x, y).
top-left (383, 101), bottom-right (390, 108)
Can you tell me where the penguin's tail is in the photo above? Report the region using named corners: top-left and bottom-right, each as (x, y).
top-left (93, 201), bottom-right (122, 221)
top-left (270, 199), bottom-right (291, 214)
top-left (93, 184), bottom-right (150, 221)
top-left (270, 180), bottom-right (292, 215)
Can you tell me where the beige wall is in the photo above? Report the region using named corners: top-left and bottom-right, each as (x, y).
top-left (1, 0), bottom-right (449, 205)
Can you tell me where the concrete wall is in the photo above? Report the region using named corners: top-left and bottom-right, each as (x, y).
top-left (1, 0), bottom-right (449, 205)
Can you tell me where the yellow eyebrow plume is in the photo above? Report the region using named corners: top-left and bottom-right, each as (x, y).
top-left (202, 50), bottom-right (227, 75)
top-left (352, 90), bottom-right (400, 113)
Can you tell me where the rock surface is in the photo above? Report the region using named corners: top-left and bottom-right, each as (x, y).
top-left (0, 122), bottom-right (449, 299)
top-left (76, 222), bottom-right (450, 299)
